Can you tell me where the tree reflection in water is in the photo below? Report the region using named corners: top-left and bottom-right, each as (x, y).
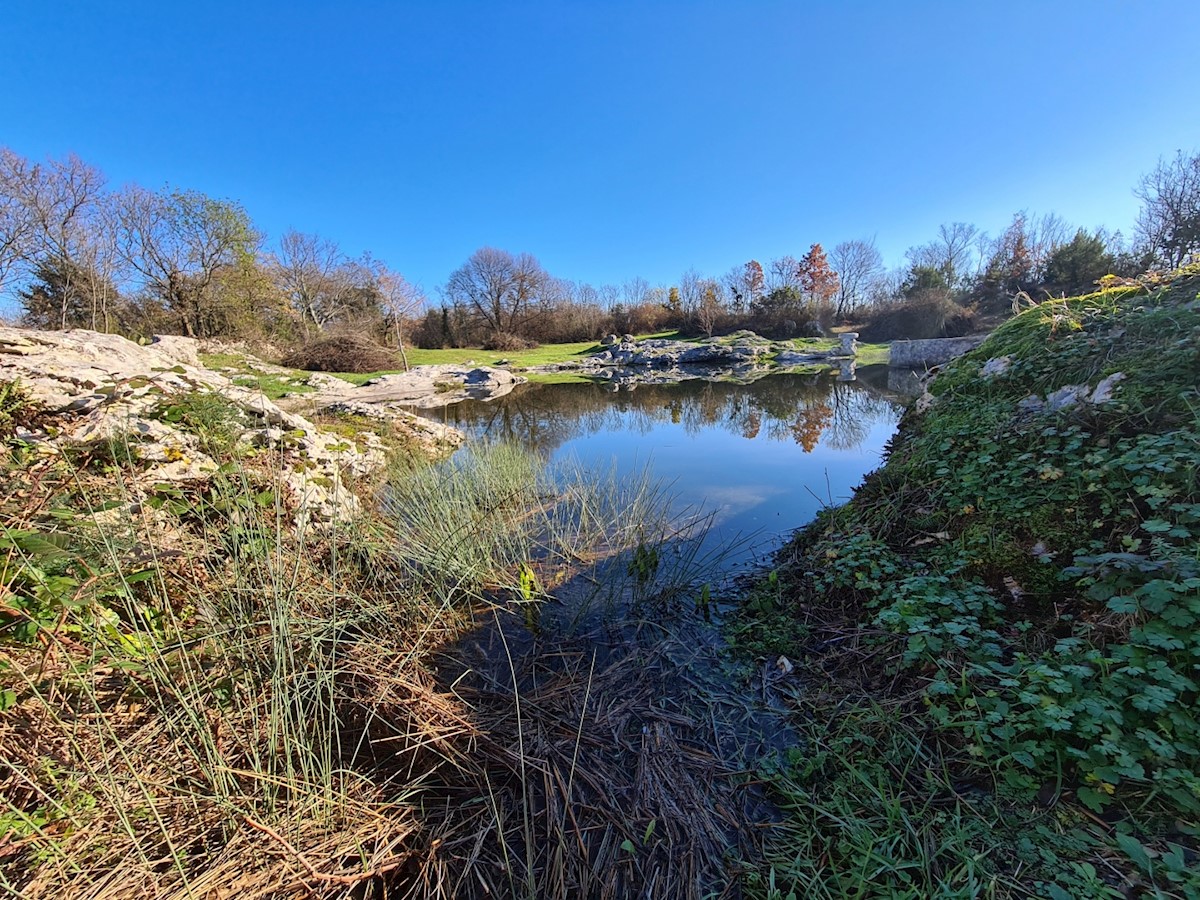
top-left (418, 368), bottom-right (903, 458)
top-left (412, 366), bottom-right (905, 566)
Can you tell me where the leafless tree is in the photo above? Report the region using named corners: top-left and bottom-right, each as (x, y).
top-left (830, 239), bottom-right (884, 317)
top-left (443, 247), bottom-right (549, 338)
top-left (906, 222), bottom-right (980, 289)
top-left (621, 276), bottom-right (651, 307)
top-left (4, 151), bottom-right (112, 329)
top-left (373, 263), bottom-right (424, 370)
top-left (872, 266), bottom-right (907, 306)
top-left (0, 148), bottom-right (36, 297)
top-left (678, 267), bottom-right (703, 315)
top-left (1135, 150), bottom-right (1200, 269)
top-left (274, 229), bottom-right (355, 331)
top-left (75, 199), bottom-right (126, 331)
top-left (574, 282), bottom-right (600, 307)
top-left (767, 255), bottom-right (801, 291)
top-left (1026, 212), bottom-right (1070, 280)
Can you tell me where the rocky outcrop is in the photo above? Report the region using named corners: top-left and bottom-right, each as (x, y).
top-left (0, 327), bottom-right (462, 525)
top-left (591, 333), bottom-right (775, 369)
top-left (287, 363), bottom-right (524, 413)
top-left (529, 332), bottom-right (849, 386)
top-left (888, 336), bottom-right (985, 368)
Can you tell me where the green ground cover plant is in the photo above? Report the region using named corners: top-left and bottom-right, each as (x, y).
top-left (736, 270), bottom-right (1200, 898)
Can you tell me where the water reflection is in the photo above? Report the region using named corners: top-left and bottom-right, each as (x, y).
top-left (413, 367), bottom-right (905, 566)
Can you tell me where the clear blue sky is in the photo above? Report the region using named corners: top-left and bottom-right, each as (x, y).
top-left (3, 1), bottom-right (1198, 297)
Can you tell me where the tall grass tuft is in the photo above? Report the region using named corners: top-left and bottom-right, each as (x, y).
top-left (380, 442), bottom-right (695, 607)
top-left (2, 434), bottom-right (715, 897)
top-left (1, 451), bottom-right (475, 897)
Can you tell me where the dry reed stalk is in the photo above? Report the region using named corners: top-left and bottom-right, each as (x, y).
top-left (412, 616), bottom-right (773, 900)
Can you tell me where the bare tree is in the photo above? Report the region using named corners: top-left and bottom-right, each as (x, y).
top-left (443, 247), bottom-right (549, 338)
top-left (906, 222), bottom-right (980, 289)
top-left (0, 148), bottom-right (36, 297)
top-left (373, 263), bottom-right (424, 370)
top-left (1025, 212), bottom-right (1070, 281)
top-left (274, 229), bottom-right (353, 331)
top-left (621, 276), bottom-right (650, 307)
top-left (830, 239), bottom-right (884, 317)
top-left (873, 266), bottom-right (907, 306)
top-left (678, 267), bottom-right (703, 316)
top-left (20, 200), bottom-right (127, 332)
top-left (272, 231), bottom-right (390, 332)
top-left (4, 151), bottom-right (111, 329)
top-left (116, 185), bottom-right (257, 337)
top-left (79, 199), bottom-right (126, 331)
top-left (574, 282), bottom-right (600, 307)
top-left (1135, 150), bottom-right (1200, 269)
top-left (768, 255), bottom-right (801, 291)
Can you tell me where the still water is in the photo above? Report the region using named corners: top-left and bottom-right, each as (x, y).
top-left (415, 366), bottom-right (905, 569)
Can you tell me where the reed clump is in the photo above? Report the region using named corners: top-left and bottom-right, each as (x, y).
top-left (1, 420), bottom-right (730, 898)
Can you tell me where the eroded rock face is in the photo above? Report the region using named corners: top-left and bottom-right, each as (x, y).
top-left (592, 336), bottom-right (774, 369)
top-left (0, 327), bottom-right (452, 525)
top-left (279, 363), bottom-right (524, 415)
top-left (555, 332), bottom-right (846, 387)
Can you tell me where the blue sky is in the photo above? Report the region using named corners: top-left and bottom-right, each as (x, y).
top-left (3, 1), bottom-right (1198, 297)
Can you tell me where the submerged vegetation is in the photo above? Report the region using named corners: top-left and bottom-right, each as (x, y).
top-left (735, 270), bottom-right (1200, 897)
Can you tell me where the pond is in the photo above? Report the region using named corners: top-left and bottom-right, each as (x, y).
top-left (408, 365), bottom-right (909, 895)
top-left (413, 364), bottom-right (906, 572)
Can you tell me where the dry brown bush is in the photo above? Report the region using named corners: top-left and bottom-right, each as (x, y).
top-left (281, 334), bottom-right (399, 373)
top-left (858, 291), bottom-right (979, 342)
top-left (481, 331), bottom-right (539, 351)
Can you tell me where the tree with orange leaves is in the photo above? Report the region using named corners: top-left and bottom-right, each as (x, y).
top-left (797, 243), bottom-right (840, 313)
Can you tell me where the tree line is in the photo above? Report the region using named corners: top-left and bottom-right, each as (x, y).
top-left (2, 145), bottom-right (1197, 351)
top-left (0, 148), bottom-right (422, 348)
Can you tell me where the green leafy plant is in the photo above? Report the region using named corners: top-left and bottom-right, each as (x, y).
top-left (0, 379), bottom-right (39, 438)
top-left (743, 274), bottom-right (1200, 897)
top-left (153, 389), bottom-right (243, 456)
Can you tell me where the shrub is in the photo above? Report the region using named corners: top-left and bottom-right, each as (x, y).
top-left (525, 301), bottom-right (610, 343)
top-left (280, 334), bottom-right (399, 373)
top-left (481, 331), bottom-right (539, 352)
top-left (858, 290), bottom-right (978, 342)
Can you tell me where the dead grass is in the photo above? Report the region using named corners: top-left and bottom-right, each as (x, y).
top-left (417, 609), bottom-right (770, 899)
top-left (1, 433), bottom-right (763, 899)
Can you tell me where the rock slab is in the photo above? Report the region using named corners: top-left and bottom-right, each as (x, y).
top-left (0, 327), bottom-right (461, 525)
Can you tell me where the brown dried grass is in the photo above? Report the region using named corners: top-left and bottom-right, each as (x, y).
top-left (281, 335), bottom-right (399, 374)
top-left (1, 446), bottom-right (770, 899)
top-left (411, 608), bottom-right (775, 900)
